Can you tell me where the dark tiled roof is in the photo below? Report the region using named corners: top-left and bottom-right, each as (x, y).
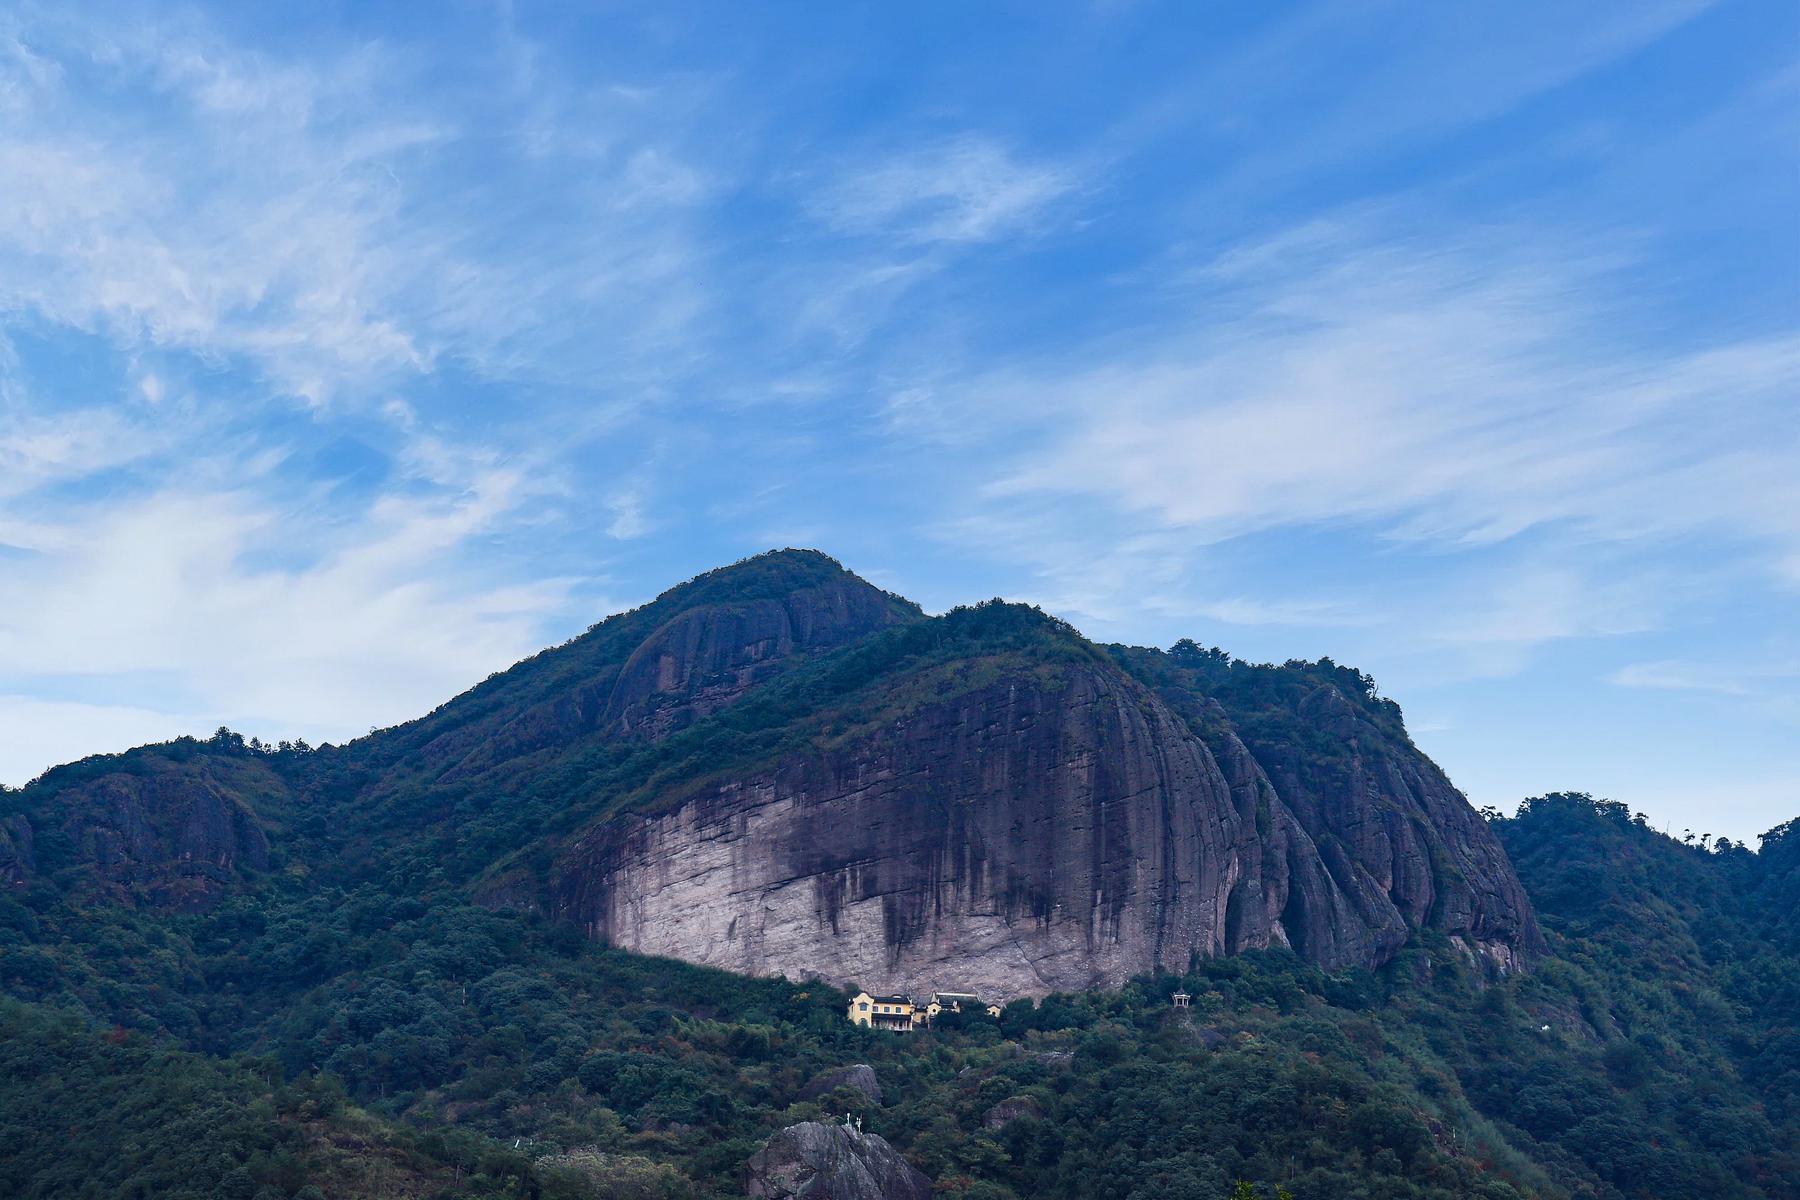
top-left (870, 995), bottom-right (912, 1005)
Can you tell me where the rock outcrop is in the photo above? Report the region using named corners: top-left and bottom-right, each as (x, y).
top-left (744, 1122), bottom-right (930, 1200)
top-left (4, 755), bottom-right (282, 910)
top-left (352, 549), bottom-right (921, 794)
top-left (598, 571), bottom-right (912, 743)
top-left (799, 1064), bottom-right (883, 1105)
top-left (1145, 646), bottom-right (1546, 975)
top-left (10, 549), bottom-right (1542, 995)
top-left (551, 609), bottom-right (1542, 998)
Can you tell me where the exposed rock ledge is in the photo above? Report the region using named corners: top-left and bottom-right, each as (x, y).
top-left (744, 1121), bottom-right (930, 1200)
top-left (553, 659), bottom-right (1541, 1000)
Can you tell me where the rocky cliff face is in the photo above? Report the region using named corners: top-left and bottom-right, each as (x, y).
top-left (596, 569), bottom-right (914, 743)
top-left (1142, 647), bottom-right (1545, 975)
top-left (3, 755), bottom-right (283, 910)
top-left (546, 602), bottom-right (1542, 999)
top-left (354, 549), bottom-right (921, 794)
top-left (8, 550), bottom-right (1541, 992)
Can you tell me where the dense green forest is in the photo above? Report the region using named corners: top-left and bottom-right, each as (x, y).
top-left (2, 785), bottom-right (1794, 1198)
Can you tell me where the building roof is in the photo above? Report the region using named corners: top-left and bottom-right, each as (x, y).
top-left (869, 995), bottom-right (912, 1005)
top-left (932, 992), bottom-right (982, 1003)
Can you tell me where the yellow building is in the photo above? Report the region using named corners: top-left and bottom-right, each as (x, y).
top-left (847, 992), bottom-right (917, 1032)
top-left (847, 989), bottom-right (1004, 1030)
top-left (922, 992), bottom-right (1004, 1021)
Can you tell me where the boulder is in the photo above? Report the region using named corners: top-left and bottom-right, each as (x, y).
top-left (1188, 1025), bottom-right (1228, 1051)
top-left (799, 1064), bottom-right (882, 1105)
top-left (744, 1121), bottom-right (930, 1200)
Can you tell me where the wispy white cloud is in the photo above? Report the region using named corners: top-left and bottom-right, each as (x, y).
top-left (1610, 660), bottom-right (1757, 696)
top-left (1114, 1), bottom-right (1720, 204)
top-left (605, 475), bottom-right (655, 540)
top-left (742, 135), bottom-right (1086, 358)
top-left (1418, 563), bottom-right (1667, 678)
top-left (0, 32), bottom-right (437, 404)
top-left (1609, 656), bottom-right (1800, 727)
top-left (992, 222), bottom-right (1798, 552)
top-left (804, 135), bottom-right (1078, 245)
top-left (0, 7), bottom-right (717, 781)
top-left (0, 9), bottom-right (716, 409)
top-left (0, 476), bottom-right (572, 757)
top-left (0, 407), bottom-right (159, 503)
top-left (917, 214), bottom-right (1797, 638)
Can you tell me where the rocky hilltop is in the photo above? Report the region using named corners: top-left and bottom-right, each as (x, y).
top-left (2, 751), bottom-right (286, 910)
top-left (535, 565), bottom-right (1541, 998)
top-left (3, 549), bottom-right (1542, 998)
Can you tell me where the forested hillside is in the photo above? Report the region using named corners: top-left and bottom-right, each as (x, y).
top-left (0, 553), bottom-right (1793, 1198)
top-left (6, 770), bottom-right (1793, 1198)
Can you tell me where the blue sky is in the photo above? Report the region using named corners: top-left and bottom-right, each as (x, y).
top-left (1, 1), bottom-right (1796, 843)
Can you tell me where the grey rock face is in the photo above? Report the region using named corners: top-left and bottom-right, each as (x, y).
top-left (8, 758), bottom-right (278, 910)
top-left (799, 1064), bottom-right (882, 1105)
top-left (744, 1122), bottom-right (930, 1200)
top-left (559, 664), bottom-right (1250, 997)
top-left (554, 652), bottom-right (1541, 998)
top-left (1209, 682), bottom-right (1545, 969)
top-left (380, 553), bottom-right (920, 791)
top-left (600, 577), bottom-right (913, 743)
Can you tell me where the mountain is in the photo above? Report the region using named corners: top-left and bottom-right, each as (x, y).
top-left (3, 550), bottom-right (1792, 1199)
top-left (4, 550), bottom-right (1539, 1001)
top-left (529, 598), bottom-right (1541, 1000)
top-left (346, 548), bottom-right (922, 784)
top-left (4, 550), bottom-right (916, 908)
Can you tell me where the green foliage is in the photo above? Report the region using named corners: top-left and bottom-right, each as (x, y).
top-left (14, 828), bottom-right (1795, 1200)
top-left (1485, 792), bottom-right (1800, 1194)
top-left (0, 996), bottom-right (556, 1199)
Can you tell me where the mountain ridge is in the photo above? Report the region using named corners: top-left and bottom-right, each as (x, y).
top-left (3, 551), bottom-right (1796, 1199)
top-left (2, 548), bottom-right (1541, 996)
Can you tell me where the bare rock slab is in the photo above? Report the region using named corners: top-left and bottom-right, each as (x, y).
top-left (744, 1121), bottom-right (930, 1200)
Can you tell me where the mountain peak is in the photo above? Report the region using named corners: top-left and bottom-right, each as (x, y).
top-left (337, 548), bottom-right (922, 792)
top-left (11, 549), bottom-right (1542, 999)
top-left (642, 548), bottom-right (921, 619)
